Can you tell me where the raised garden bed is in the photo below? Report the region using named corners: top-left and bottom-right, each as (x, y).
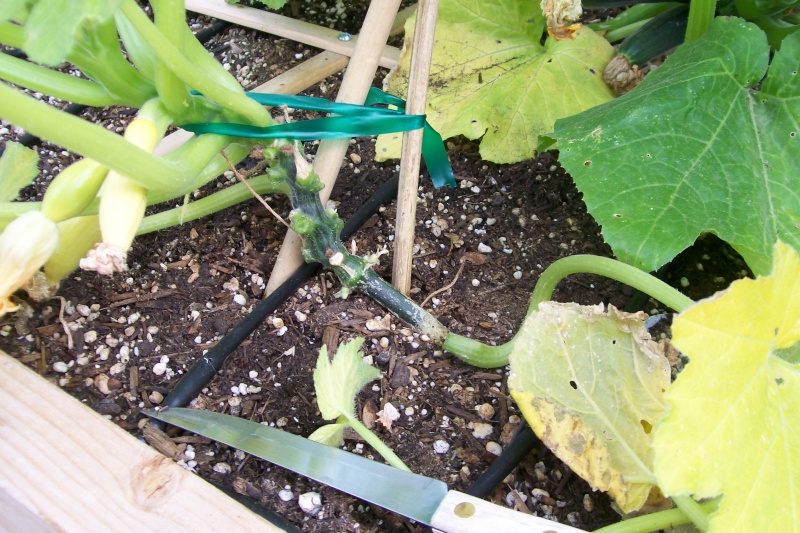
top-left (1, 0), bottom-right (791, 531)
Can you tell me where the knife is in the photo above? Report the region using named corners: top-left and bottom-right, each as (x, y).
top-left (145, 407), bottom-right (588, 533)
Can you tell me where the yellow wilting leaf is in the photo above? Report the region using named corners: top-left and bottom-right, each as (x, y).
top-left (509, 302), bottom-right (671, 513)
top-left (654, 241), bottom-right (800, 532)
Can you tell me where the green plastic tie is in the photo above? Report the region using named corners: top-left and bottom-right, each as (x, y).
top-left (182, 88), bottom-right (455, 188)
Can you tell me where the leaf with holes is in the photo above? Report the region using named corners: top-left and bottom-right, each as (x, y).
top-left (508, 302), bottom-right (671, 513)
top-left (653, 240), bottom-right (800, 533)
top-left (553, 19), bottom-right (800, 275)
top-left (376, 0), bottom-right (615, 164)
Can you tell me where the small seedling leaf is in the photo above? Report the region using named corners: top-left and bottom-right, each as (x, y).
top-left (313, 338), bottom-right (380, 422)
top-left (0, 142), bottom-right (39, 203)
top-left (653, 241), bottom-right (800, 532)
top-left (377, 0), bottom-right (615, 164)
top-left (508, 302), bottom-right (670, 513)
top-left (554, 19), bottom-right (800, 274)
top-left (308, 418), bottom-right (349, 448)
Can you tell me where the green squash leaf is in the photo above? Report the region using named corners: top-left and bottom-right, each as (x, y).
top-left (313, 338), bottom-right (380, 422)
top-left (20, 0), bottom-right (123, 66)
top-left (0, 142), bottom-right (39, 202)
top-left (654, 241), bottom-right (800, 532)
top-left (508, 302), bottom-right (671, 513)
top-left (377, 0), bottom-right (615, 164)
top-left (553, 18), bottom-right (800, 274)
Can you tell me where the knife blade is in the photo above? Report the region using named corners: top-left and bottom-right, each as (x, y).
top-left (145, 407), bottom-right (587, 533)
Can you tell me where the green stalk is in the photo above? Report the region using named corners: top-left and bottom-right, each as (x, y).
top-left (137, 173), bottom-right (289, 235)
top-left (530, 255), bottom-right (694, 314)
top-left (605, 19), bottom-right (652, 42)
top-left (0, 53), bottom-right (120, 107)
top-left (444, 255), bottom-right (694, 367)
top-left (65, 18), bottom-right (156, 107)
top-left (118, 0), bottom-right (271, 126)
top-left (685, 0), bottom-right (717, 41)
top-left (592, 498), bottom-right (717, 533)
top-left (588, 3), bottom-right (681, 33)
top-left (0, 83), bottom-right (182, 191)
top-left (346, 416), bottom-right (411, 472)
top-left (179, 23), bottom-right (244, 93)
top-left (672, 495), bottom-right (710, 531)
top-left (151, 0), bottom-right (194, 117)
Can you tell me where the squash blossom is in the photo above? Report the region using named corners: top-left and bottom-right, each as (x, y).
top-left (0, 211), bottom-right (59, 317)
top-left (541, 0), bottom-right (582, 40)
top-left (80, 114), bottom-right (162, 275)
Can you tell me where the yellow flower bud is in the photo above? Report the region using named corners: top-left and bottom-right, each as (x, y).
top-left (0, 211), bottom-right (59, 317)
top-left (80, 115), bottom-right (160, 275)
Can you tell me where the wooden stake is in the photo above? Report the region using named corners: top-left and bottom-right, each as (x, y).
top-left (265, 0), bottom-right (404, 295)
top-left (391, 0), bottom-right (440, 294)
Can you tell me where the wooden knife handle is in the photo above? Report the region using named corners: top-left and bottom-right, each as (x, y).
top-left (430, 490), bottom-right (589, 533)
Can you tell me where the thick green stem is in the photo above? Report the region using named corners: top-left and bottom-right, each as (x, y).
top-left (685, 0), bottom-right (717, 40)
top-left (0, 53), bottom-right (120, 107)
top-left (151, 0), bottom-right (193, 117)
top-left (443, 255), bottom-right (694, 367)
top-left (0, 83), bottom-right (184, 190)
top-left (119, 0), bottom-right (270, 125)
top-left (589, 3), bottom-right (680, 33)
top-left (346, 416), bottom-right (410, 472)
top-left (592, 498), bottom-right (716, 533)
top-left (442, 334), bottom-right (513, 368)
top-left (137, 173), bottom-right (289, 235)
top-left (530, 255), bottom-right (694, 314)
top-left (357, 269), bottom-right (448, 343)
top-left (604, 19), bottom-right (651, 42)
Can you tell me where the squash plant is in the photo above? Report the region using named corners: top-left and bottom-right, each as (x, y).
top-left (0, 0), bottom-right (287, 313)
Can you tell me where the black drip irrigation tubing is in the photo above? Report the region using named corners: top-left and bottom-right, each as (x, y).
top-left (148, 167), bottom-right (546, 530)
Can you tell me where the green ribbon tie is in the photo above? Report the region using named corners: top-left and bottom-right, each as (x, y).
top-left (182, 88), bottom-right (454, 188)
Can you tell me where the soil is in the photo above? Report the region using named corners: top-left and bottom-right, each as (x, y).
top-left (0, 4), bottom-right (751, 532)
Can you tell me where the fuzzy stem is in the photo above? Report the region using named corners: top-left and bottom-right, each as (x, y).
top-left (345, 416), bottom-right (410, 472)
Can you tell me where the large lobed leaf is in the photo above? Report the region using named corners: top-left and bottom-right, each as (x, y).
top-left (653, 241), bottom-right (800, 532)
top-left (553, 18), bottom-right (800, 274)
top-left (377, 0), bottom-right (615, 164)
top-left (508, 302), bottom-right (671, 513)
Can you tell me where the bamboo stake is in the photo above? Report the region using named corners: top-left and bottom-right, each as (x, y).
top-left (391, 0), bottom-right (440, 294)
top-left (186, 0), bottom-right (402, 68)
top-left (265, 0), bottom-right (404, 295)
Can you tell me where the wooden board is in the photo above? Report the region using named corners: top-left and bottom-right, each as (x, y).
top-left (0, 351), bottom-right (280, 532)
